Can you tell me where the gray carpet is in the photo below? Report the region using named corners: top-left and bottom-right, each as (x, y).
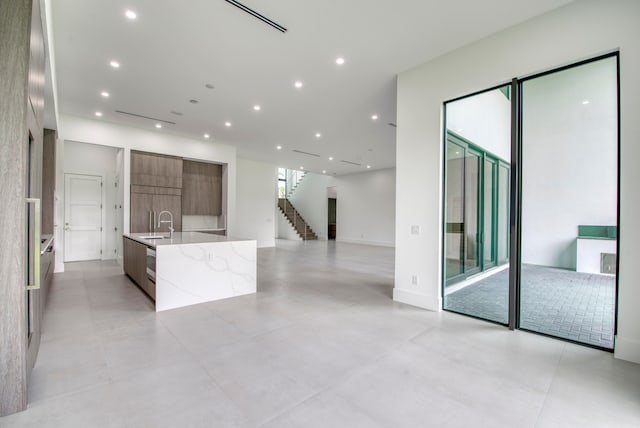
top-left (444, 265), bottom-right (615, 349)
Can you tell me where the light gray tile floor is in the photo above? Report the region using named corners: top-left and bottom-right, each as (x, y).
top-left (1, 240), bottom-right (638, 427)
top-left (444, 265), bottom-right (616, 348)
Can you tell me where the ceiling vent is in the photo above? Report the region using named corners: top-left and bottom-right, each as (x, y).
top-left (388, 122), bottom-right (397, 128)
top-left (340, 160), bottom-right (361, 166)
top-left (292, 149), bottom-right (320, 157)
top-left (224, 0), bottom-right (287, 33)
top-left (115, 110), bottom-right (176, 125)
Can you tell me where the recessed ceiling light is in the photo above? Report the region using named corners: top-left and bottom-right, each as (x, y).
top-left (456, 128), bottom-right (463, 133)
top-left (300, 166), bottom-right (304, 170)
top-left (205, 83), bottom-right (214, 89)
top-left (294, 81), bottom-right (303, 89)
top-left (336, 57), bottom-right (345, 65)
top-left (225, 121), bottom-right (231, 127)
top-left (100, 91), bottom-right (110, 98)
top-left (110, 60), bottom-right (120, 68)
top-left (366, 165), bottom-right (371, 169)
top-left (328, 156), bottom-right (334, 161)
top-left (155, 123), bottom-right (162, 129)
top-left (95, 111), bottom-right (103, 117)
top-left (276, 145), bottom-right (282, 150)
top-left (125, 10), bottom-right (137, 20)
top-left (253, 105), bottom-right (261, 111)
top-left (582, 100), bottom-right (590, 105)
top-left (170, 110), bottom-right (183, 116)
top-left (189, 99), bottom-right (199, 104)
top-left (315, 132), bottom-right (321, 138)
top-left (322, 170), bottom-right (326, 174)
top-left (371, 114), bottom-right (378, 120)
top-left (203, 134), bottom-right (210, 139)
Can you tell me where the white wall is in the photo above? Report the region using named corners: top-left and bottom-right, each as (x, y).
top-left (235, 158), bottom-right (276, 247)
top-left (288, 169), bottom-right (396, 247)
top-left (64, 141), bottom-right (121, 260)
top-left (335, 168), bottom-right (396, 247)
top-left (59, 114), bottom-right (237, 241)
top-left (447, 88), bottom-right (511, 161)
top-left (395, 0), bottom-right (640, 363)
top-left (521, 57), bottom-right (617, 269)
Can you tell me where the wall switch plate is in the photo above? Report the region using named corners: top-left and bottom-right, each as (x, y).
top-left (411, 225), bottom-right (420, 235)
top-left (411, 275), bottom-right (419, 285)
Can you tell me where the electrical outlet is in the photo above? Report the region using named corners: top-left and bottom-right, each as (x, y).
top-left (411, 225), bottom-right (420, 235)
top-left (411, 275), bottom-right (419, 285)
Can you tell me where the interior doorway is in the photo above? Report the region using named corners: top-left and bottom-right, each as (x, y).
top-left (327, 186), bottom-right (337, 240)
top-left (64, 173), bottom-right (103, 261)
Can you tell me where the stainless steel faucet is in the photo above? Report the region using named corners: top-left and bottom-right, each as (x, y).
top-left (157, 211), bottom-right (174, 239)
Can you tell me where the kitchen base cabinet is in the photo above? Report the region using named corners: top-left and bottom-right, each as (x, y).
top-left (122, 236), bottom-right (154, 301)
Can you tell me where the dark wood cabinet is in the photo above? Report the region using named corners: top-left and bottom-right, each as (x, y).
top-left (123, 237), bottom-right (154, 299)
top-left (131, 150), bottom-right (183, 188)
top-left (182, 160), bottom-right (222, 216)
top-left (130, 151), bottom-right (183, 233)
top-left (130, 190), bottom-right (182, 233)
top-left (42, 129), bottom-right (56, 235)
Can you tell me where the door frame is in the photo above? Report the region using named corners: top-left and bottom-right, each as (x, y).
top-left (64, 173), bottom-right (104, 262)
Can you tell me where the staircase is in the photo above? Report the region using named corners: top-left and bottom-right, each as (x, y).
top-left (286, 170), bottom-right (305, 198)
top-left (278, 198), bottom-right (318, 240)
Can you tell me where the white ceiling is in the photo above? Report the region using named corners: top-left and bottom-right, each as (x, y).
top-left (50, 0), bottom-right (572, 175)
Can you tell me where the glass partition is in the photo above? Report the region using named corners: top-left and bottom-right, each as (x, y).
top-left (443, 85), bottom-right (511, 324)
top-left (520, 56), bottom-right (618, 349)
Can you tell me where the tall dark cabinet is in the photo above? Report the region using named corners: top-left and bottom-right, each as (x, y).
top-left (0, 0), bottom-right (46, 416)
top-left (130, 151), bottom-right (183, 233)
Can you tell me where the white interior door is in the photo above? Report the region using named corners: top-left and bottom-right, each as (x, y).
top-left (65, 174), bottom-right (102, 262)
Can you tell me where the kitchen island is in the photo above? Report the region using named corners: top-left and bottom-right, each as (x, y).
top-left (123, 232), bottom-right (257, 311)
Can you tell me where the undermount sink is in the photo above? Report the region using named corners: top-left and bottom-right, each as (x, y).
top-left (139, 235), bottom-right (167, 240)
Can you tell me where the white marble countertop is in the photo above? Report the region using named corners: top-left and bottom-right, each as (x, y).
top-left (124, 232), bottom-right (248, 248)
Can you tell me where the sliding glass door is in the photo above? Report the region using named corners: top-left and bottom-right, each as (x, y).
top-left (442, 54), bottom-right (619, 349)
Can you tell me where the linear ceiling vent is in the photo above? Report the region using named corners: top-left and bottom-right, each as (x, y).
top-left (224, 0), bottom-right (287, 33)
top-left (115, 110), bottom-right (176, 125)
top-left (341, 160), bottom-right (361, 166)
top-left (292, 149), bottom-right (320, 157)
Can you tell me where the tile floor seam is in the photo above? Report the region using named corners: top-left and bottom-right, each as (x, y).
top-left (154, 313), bottom-right (256, 426)
top-left (532, 342), bottom-right (566, 428)
top-left (255, 339), bottom-right (413, 427)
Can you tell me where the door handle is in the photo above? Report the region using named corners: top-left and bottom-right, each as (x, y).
top-left (26, 198), bottom-right (41, 290)
top-left (148, 211), bottom-right (152, 233)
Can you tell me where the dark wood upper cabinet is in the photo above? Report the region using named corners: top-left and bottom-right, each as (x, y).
top-left (182, 160), bottom-right (222, 216)
top-left (131, 150), bottom-right (183, 188)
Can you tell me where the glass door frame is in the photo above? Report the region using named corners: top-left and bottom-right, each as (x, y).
top-left (441, 51), bottom-right (620, 349)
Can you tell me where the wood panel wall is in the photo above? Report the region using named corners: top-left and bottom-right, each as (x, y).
top-left (0, 0), bottom-right (41, 416)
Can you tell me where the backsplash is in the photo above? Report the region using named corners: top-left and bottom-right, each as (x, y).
top-left (182, 215), bottom-right (225, 231)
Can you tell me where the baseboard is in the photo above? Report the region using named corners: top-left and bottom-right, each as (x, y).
top-left (336, 238), bottom-right (395, 248)
top-left (614, 335), bottom-right (640, 364)
top-left (393, 288), bottom-right (440, 311)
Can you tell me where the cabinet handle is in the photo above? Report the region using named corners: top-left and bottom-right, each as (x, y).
top-left (26, 198), bottom-right (41, 290)
top-left (148, 211), bottom-right (152, 233)
top-left (153, 211), bottom-right (156, 232)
